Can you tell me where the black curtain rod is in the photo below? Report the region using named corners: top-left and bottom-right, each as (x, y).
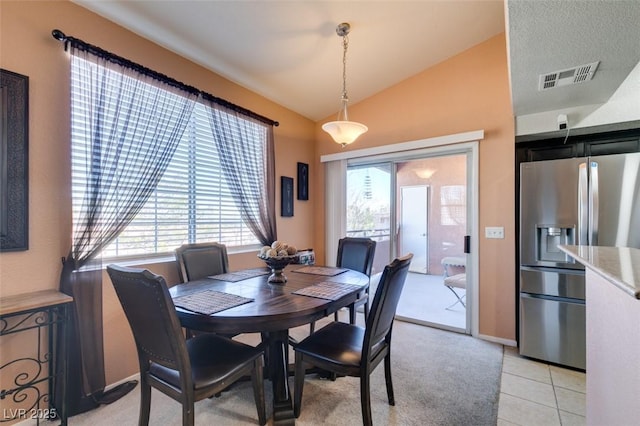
top-left (52, 29), bottom-right (279, 127)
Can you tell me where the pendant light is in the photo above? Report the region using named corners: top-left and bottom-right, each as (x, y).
top-left (322, 22), bottom-right (368, 147)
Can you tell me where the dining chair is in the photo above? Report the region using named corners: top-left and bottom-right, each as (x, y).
top-left (336, 237), bottom-right (377, 323)
top-left (175, 242), bottom-right (229, 283)
top-left (106, 264), bottom-right (266, 426)
top-left (308, 237), bottom-right (376, 333)
top-left (175, 242), bottom-right (237, 338)
top-left (293, 253), bottom-right (413, 426)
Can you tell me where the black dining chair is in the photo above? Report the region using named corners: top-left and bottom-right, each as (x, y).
top-left (106, 264), bottom-right (266, 426)
top-left (175, 242), bottom-right (230, 282)
top-left (293, 254), bottom-right (413, 426)
top-left (175, 242), bottom-right (239, 338)
top-left (336, 237), bottom-right (377, 324)
top-left (310, 237), bottom-right (377, 333)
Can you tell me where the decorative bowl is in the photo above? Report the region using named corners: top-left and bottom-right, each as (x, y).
top-left (258, 255), bottom-right (297, 284)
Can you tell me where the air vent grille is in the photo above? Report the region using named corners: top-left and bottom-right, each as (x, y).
top-left (538, 61), bottom-right (599, 90)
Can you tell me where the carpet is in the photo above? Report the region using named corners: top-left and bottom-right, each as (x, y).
top-left (70, 319), bottom-right (503, 425)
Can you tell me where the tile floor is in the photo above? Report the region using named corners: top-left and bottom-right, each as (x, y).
top-left (498, 346), bottom-right (586, 426)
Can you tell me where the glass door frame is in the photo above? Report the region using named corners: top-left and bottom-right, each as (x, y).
top-left (323, 134), bottom-right (480, 336)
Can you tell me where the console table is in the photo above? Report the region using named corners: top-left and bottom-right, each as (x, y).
top-left (0, 290), bottom-right (73, 425)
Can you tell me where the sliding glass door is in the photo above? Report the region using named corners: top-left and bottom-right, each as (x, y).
top-left (346, 163), bottom-right (393, 276)
top-left (346, 151), bottom-right (469, 332)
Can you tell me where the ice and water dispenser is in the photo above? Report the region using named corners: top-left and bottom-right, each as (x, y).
top-left (536, 225), bottom-right (575, 263)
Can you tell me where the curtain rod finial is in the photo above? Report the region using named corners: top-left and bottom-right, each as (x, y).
top-left (52, 29), bottom-right (67, 41)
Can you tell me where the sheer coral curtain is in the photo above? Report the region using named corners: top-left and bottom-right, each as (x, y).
top-left (59, 43), bottom-right (197, 414)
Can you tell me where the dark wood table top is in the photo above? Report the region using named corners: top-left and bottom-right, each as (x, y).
top-left (169, 264), bottom-right (369, 335)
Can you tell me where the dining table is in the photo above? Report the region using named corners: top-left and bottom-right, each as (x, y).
top-left (169, 263), bottom-right (369, 425)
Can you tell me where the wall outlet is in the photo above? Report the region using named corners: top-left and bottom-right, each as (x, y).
top-left (485, 226), bottom-right (504, 239)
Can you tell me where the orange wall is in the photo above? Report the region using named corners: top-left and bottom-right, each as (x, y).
top-left (314, 34), bottom-right (516, 341)
top-left (1, 1), bottom-right (515, 393)
top-left (0, 0), bottom-right (315, 386)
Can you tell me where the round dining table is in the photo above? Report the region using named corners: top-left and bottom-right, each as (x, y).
top-left (169, 263), bottom-right (369, 425)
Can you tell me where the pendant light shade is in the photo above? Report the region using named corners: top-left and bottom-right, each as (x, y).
top-left (323, 23), bottom-right (367, 147)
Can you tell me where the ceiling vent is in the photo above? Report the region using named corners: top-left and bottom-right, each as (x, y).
top-left (538, 61), bottom-right (599, 91)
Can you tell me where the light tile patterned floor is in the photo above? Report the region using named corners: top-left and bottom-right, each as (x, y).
top-left (498, 346), bottom-right (586, 426)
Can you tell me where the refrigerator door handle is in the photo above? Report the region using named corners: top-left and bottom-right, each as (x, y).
top-left (578, 162), bottom-right (588, 245)
top-left (589, 161), bottom-right (599, 245)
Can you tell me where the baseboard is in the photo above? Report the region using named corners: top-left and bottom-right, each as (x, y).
top-left (478, 333), bottom-right (517, 347)
top-left (105, 373), bottom-right (140, 392)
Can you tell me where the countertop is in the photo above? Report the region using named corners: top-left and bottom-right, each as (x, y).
top-left (559, 245), bottom-right (640, 299)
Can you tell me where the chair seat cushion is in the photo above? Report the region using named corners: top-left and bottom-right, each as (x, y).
top-left (444, 273), bottom-right (466, 289)
top-left (295, 322), bottom-right (384, 369)
top-left (150, 334), bottom-right (262, 390)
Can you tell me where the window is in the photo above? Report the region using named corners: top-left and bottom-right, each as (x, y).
top-left (71, 58), bottom-right (264, 259)
top-left (440, 185), bottom-right (466, 226)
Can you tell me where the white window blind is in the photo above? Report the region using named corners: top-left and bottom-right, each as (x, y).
top-left (71, 58), bottom-right (262, 259)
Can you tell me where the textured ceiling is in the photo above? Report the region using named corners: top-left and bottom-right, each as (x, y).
top-left (72, 1), bottom-right (640, 122)
top-left (506, 0), bottom-right (640, 116)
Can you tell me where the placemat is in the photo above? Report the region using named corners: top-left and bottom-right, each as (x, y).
top-left (209, 268), bottom-right (269, 282)
top-left (293, 281), bottom-right (363, 301)
top-left (293, 266), bottom-right (348, 276)
top-left (173, 290), bottom-right (253, 315)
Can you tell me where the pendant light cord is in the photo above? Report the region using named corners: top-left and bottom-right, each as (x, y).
top-left (342, 34), bottom-right (349, 101)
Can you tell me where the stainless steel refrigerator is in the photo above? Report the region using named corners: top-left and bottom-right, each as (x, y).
top-left (519, 152), bottom-right (640, 370)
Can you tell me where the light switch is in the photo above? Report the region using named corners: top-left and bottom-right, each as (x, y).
top-left (485, 226), bottom-right (504, 239)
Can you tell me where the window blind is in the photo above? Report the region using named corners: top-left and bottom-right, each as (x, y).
top-left (71, 57), bottom-right (262, 259)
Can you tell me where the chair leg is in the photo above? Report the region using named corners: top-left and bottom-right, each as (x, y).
top-left (138, 378), bottom-right (151, 426)
top-left (251, 357), bottom-right (266, 425)
top-left (349, 304), bottom-right (357, 325)
top-left (293, 352), bottom-right (305, 418)
top-left (445, 286), bottom-right (466, 309)
top-left (384, 353), bottom-right (395, 406)
top-left (182, 400), bottom-right (194, 426)
top-left (360, 374), bottom-right (373, 426)
top-left (362, 296), bottom-right (369, 323)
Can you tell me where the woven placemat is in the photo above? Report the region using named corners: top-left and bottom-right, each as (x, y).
top-left (293, 266), bottom-right (348, 276)
top-left (209, 268), bottom-right (269, 282)
top-left (293, 281), bottom-right (363, 301)
top-left (173, 290), bottom-right (253, 315)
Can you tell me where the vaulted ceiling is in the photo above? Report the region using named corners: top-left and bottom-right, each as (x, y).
top-left (73, 1), bottom-right (640, 123)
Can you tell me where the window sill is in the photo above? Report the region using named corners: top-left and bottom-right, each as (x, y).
top-left (76, 245), bottom-right (262, 272)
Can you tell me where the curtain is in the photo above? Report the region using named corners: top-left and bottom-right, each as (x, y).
top-left (59, 45), bottom-right (197, 414)
top-left (324, 159), bottom-right (348, 265)
top-left (204, 100), bottom-right (277, 246)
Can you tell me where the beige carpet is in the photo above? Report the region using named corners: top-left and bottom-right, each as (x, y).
top-left (69, 319), bottom-right (503, 425)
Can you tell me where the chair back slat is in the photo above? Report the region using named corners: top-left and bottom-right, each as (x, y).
top-left (175, 242), bottom-right (229, 282)
top-left (336, 237), bottom-right (376, 277)
top-left (364, 254), bottom-right (413, 350)
top-left (107, 265), bottom-right (187, 371)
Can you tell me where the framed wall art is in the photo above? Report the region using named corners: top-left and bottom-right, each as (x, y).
top-left (1, 69), bottom-right (29, 251)
top-left (281, 176), bottom-right (294, 217)
top-left (297, 162), bottom-right (309, 200)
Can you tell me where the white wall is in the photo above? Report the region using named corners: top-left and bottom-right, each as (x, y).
top-left (586, 268), bottom-right (640, 425)
top-left (516, 61), bottom-right (640, 136)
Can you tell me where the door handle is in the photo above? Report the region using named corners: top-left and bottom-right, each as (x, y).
top-left (589, 161), bottom-right (599, 245)
top-left (578, 162), bottom-right (588, 245)
top-left (464, 235), bottom-right (471, 253)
